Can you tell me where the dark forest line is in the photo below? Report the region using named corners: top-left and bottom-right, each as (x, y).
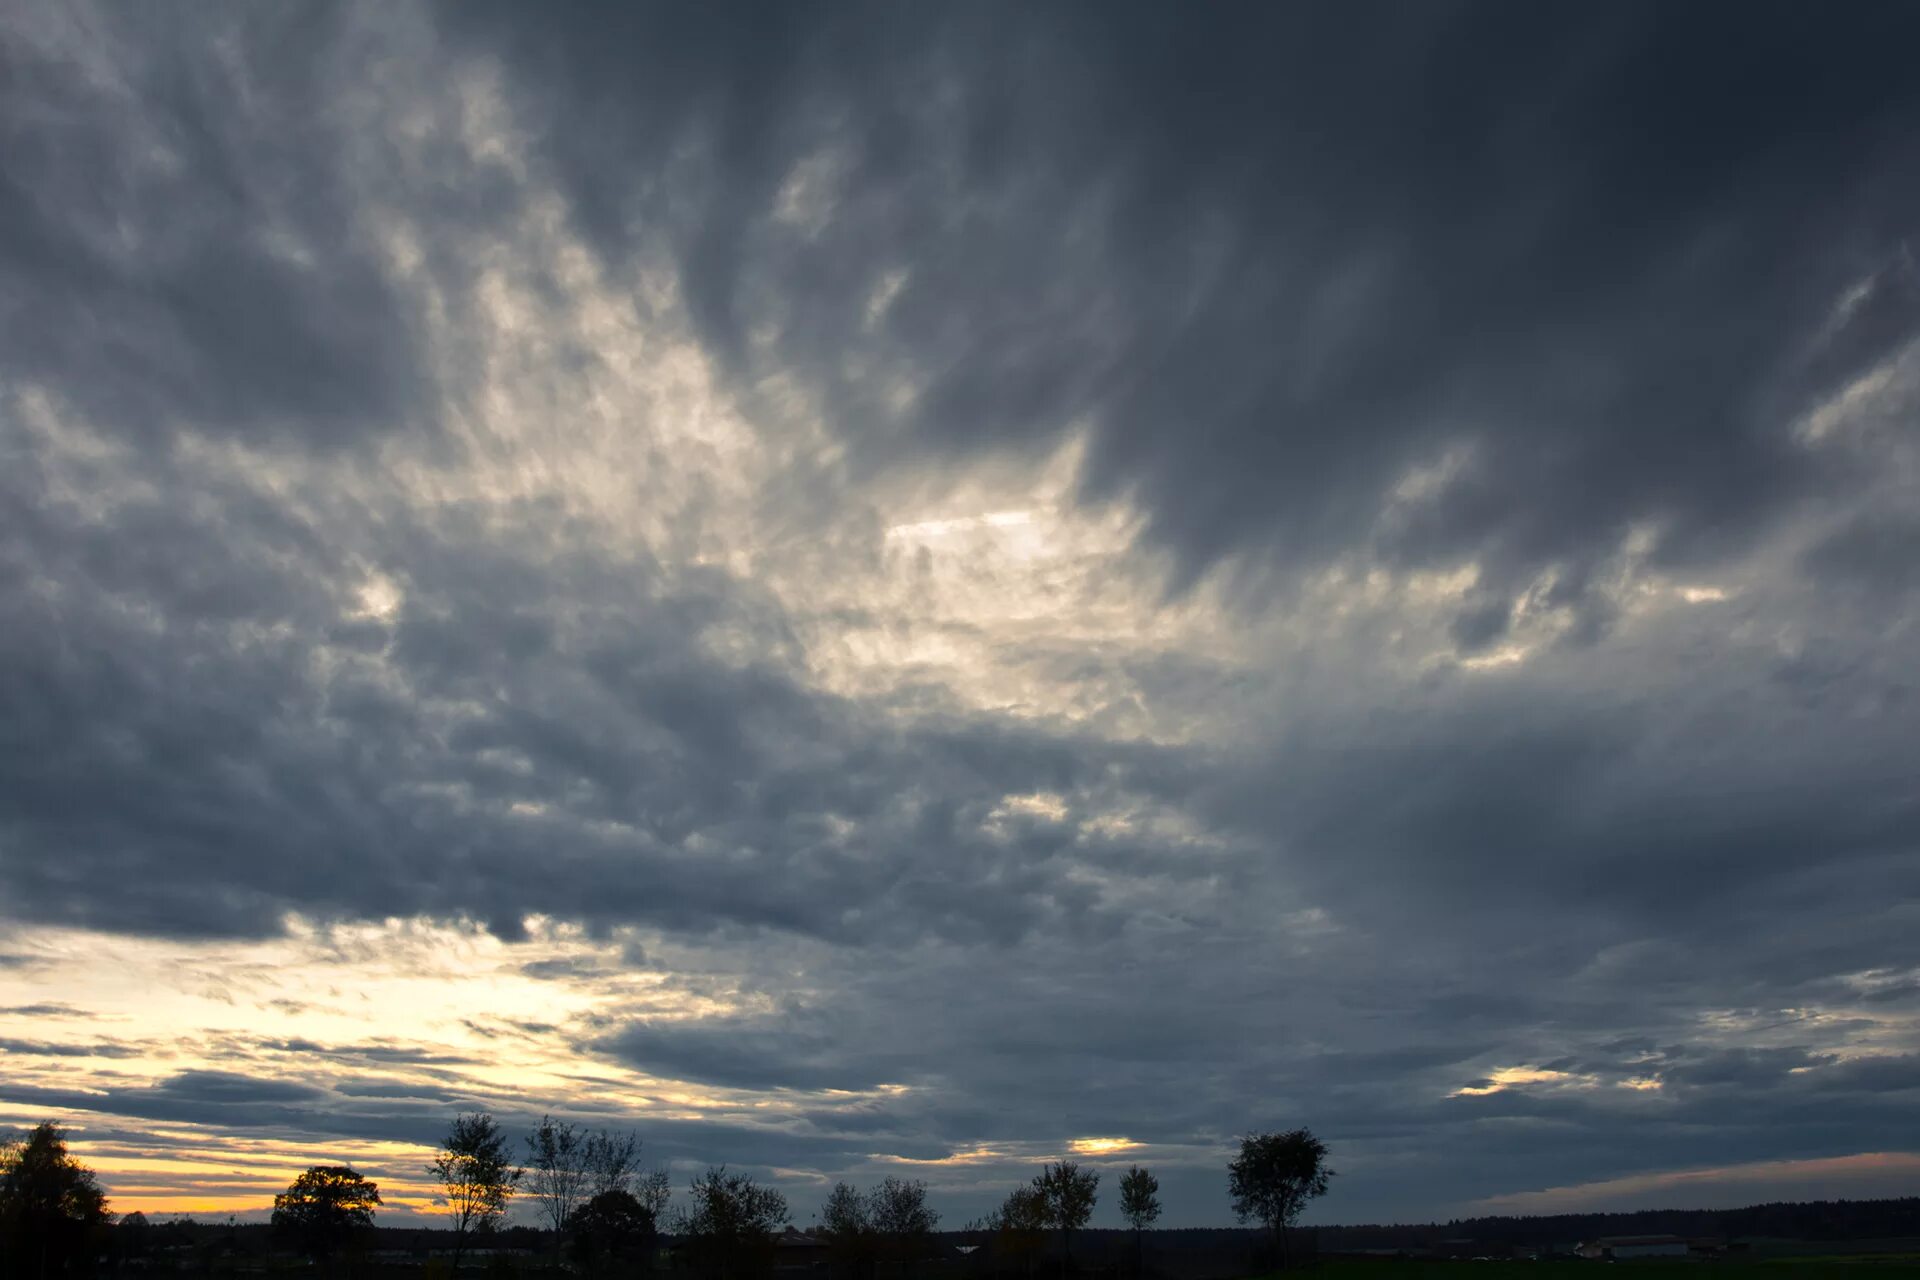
top-left (1306, 1194), bottom-right (1920, 1250)
top-left (96, 1194), bottom-right (1920, 1251)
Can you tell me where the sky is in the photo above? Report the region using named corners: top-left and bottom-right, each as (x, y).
top-left (2, 0), bottom-right (1919, 1231)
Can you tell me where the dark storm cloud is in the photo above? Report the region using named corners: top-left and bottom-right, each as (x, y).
top-left (0, 1072), bottom-right (329, 1132)
top-left (331, 1081), bottom-right (465, 1103)
top-left (1804, 512), bottom-right (1920, 596)
top-left (0, 1075), bottom-right (449, 1149)
top-left (146, 1070), bottom-right (330, 1108)
top-left (0, 1003), bottom-right (95, 1018)
top-left (450, 0), bottom-right (1920, 601)
top-left (0, 449), bottom-right (1202, 942)
top-left (0, 1063), bottom-right (886, 1177)
top-left (598, 1012), bottom-right (907, 1092)
top-left (0, 1037), bottom-right (143, 1059)
top-left (1195, 635), bottom-right (1920, 955)
top-left (0, 5), bottom-right (429, 453)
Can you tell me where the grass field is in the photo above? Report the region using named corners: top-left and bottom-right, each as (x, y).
top-left (1294, 1259), bottom-right (1920, 1276)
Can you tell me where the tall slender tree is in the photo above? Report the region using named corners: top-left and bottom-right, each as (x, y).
top-left (525, 1115), bottom-right (592, 1241)
top-left (1118, 1166), bottom-right (1161, 1274)
top-left (430, 1113), bottom-right (521, 1272)
top-left (636, 1166), bottom-right (673, 1222)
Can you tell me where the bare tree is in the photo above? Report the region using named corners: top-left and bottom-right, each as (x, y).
top-left (587, 1129), bottom-right (643, 1198)
top-left (636, 1166), bottom-right (673, 1222)
top-left (526, 1115), bottom-right (592, 1240)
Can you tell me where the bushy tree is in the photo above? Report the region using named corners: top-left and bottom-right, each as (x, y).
top-left (115, 1209), bottom-right (154, 1267)
top-left (271, 1165), bottom-right (381, 1258)
top-left (0, 1121), bottom-right (111, 1279)
top-left (568, 1187), bottom-right (658, 1276)
top-left (430, 1113), bottom-right (521, 1272)
top-left (987, 1185), bottom-right (1048, 1278)
top-left (1031, 1161), bottom-right (1098, 1262)
top-left (1118, 1166), bottom-right (1160, 1272)
top-left (871, 1175), bottom-right (938, 1272)
top-left (1227, 1129), bottom-right (1332, 1270)
top-left (820, 1177), bottom-right (937, 1280)
top-left (820, 1181), bottom-right (876, 1279)
top-left (673, 1167), bottom-right (789, 1280)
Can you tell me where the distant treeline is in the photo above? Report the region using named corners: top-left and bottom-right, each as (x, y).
top-left (1307, 1196), bottom-right (1920, 1250)
top-left (105, 1197), bottom-right (1920, 1254)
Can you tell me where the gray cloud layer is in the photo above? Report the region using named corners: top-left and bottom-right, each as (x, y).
top-left (2, 0), bottom-right (1917, 1224)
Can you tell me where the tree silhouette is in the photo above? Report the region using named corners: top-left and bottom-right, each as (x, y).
top-left (820, 1181), bottom-right (877, 1280)
top-left (871, 1176), bottom-right (939, 1277)
top-left (1227, 1129), bottom-right (1332, 1270)
top-left (271, 1165), bottom-right (381, 1259)
top-left (636, 1166), bottom-right (673, 1221)
top-left (1031, 1161), bottom-right (1098, 1264)
top-left (526, 1115), bottom-right (592, 1240)
top-left (674, 1167), bottom-right (789, 1280)
top-left (430, 1112), bottom-right (521, 1272)
top-left (116, 1208), bottom-right (154, 1268)
top-left (0, 1121), bottom-right (110, 1280)
top-left (586, 1129), bottom-right (643, 1198)
top-left (821, 1176), bottom-right (938, 1280)
top-left (986, 1185), bottom-right (1048, 1279)
top-left (1118, 1166), bottom-right (1161, 1274)
top-left (568, 1187), bottom-right (658, 1277)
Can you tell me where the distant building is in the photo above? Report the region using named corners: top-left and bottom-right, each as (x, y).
top-left (1577, 1234), bottom-right (1688, 1259)
top-left (775, 1226), bottom-right (830, 1272)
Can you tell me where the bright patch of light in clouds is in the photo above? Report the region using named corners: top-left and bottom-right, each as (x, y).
top-left (1450, 1067), bottom-right (1576, 1098)
top-left (885, 511), bottom-right (1035, 539)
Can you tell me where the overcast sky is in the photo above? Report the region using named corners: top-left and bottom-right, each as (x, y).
top-left (3, 0), bottom-right (1919, 1230)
